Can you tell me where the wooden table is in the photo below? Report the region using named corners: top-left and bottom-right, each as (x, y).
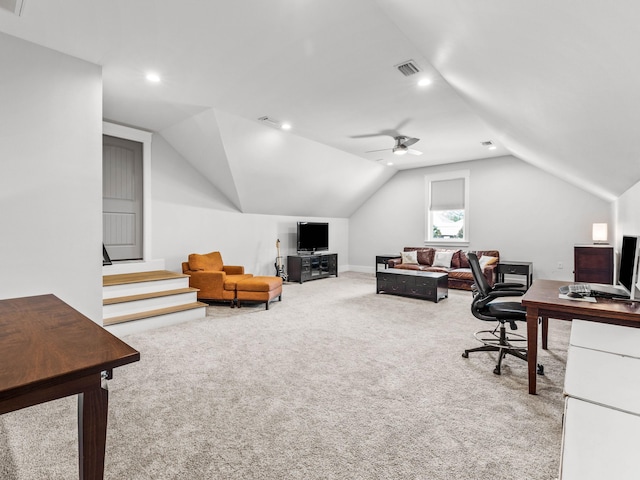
top-left (0, 294), bottom-right (140, 479)
top-left (521, 279), bottom-right (640, 394)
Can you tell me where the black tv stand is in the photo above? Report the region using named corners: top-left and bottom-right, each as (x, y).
top-left (287, 253), bottom-right (338, 284)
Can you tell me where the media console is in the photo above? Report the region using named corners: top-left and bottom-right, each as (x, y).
top-left (287, 253), bottom-right (338, 283)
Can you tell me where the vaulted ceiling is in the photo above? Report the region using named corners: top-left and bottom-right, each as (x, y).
top-left (1, 0), bottom-right (638, 216)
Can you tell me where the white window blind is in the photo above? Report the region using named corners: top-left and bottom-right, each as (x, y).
top-left (430, 178), bottom-right (465, 210)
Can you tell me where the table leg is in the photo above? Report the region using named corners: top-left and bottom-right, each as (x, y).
top-left (541, 316), bottom-right (549, 350)
top-left (527, 307), bottom-right (539, 394)
top-left (78, 383), bottom-right (109, 480)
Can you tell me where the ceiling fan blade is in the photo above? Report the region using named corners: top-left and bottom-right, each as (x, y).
top-left (402, 137), bottom-right (420, 147)
top-left (351, 133), bottom-right (386, 139)
top-left (407, 149), bottom-right (423, 156)
top-left (394, 118), bottom-right (412, 132)
top-left (365, 148), bottom-right (392, 153)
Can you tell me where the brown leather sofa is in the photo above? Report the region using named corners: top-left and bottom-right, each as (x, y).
top-left (182, 251), bottom-right (253, 303)
top-left (386, 247), bottom-right (500, 290)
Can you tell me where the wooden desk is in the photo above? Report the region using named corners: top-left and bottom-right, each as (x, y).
top-left (521, 280), bottom-right (640, 395)
top-left (0, 294), bottom-right (140, 479)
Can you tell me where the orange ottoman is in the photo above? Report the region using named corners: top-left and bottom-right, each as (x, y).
top-left (236, 276), bottom-right (283, 310)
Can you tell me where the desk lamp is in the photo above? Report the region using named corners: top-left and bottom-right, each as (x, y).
top-left (592, 223), bottom-right (608, 244)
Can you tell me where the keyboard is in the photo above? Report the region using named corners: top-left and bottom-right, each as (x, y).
top-left (559, 283), bottom-right (592, 296)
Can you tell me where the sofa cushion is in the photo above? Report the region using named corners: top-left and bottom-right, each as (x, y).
top-left (478, 255), bottom-right (499, 270)
top-left (475, 250), bottom-right (500, 262)
top-left (403, 247), bottom-right (434, 265)
top-left (416, 248), bottom-right (435, 265)
top-left (458, 250), bottom-right (470, 268)
top-left (223, 274), bottom-right (253, 291)
top-left (189, 251), bottom-right (223, 272)
top-left (448, 268), bottom-right (472, 280)
top-left (426, 266), bottom-right (450, 274)
top-left (433, 249), bottom-right (456, 268)
top-left (451, 250), bottom-right (462, 269)
top-left (401, 250), bottom-right (419, 265)
top-left (452, 250), bottom-right (472, 268)
top-left (236, 276), bottom-right (283, 292)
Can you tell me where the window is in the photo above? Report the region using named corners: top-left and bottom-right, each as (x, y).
top-left (425, 170), bottom-right (470, 243)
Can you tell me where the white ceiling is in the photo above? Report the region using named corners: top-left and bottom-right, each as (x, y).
top-left (1, 0), bottom-right (638, 214)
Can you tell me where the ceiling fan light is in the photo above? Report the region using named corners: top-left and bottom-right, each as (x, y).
top-left (393, 147), bottom-right (408, 155)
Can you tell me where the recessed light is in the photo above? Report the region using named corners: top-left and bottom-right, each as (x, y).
top-left (146, 72), bottom-right (161, 83)
top-left (281, 123), bottom-right (292, 131)
top-left (417, 78), bottom-right (432, 87)
top-left (386, 161), bottom-right (394, 166)
top-left (482, 140), bottom-right (497, 150)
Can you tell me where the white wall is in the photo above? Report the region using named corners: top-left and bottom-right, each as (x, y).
top-left (150, 135), bottom-right (349, 276)
top-left (0, 33), bottom-right (103, 320)
top-left (349, 155), bottom-right (614, 281)
top-left (616, 181), bottom-right (640, 243)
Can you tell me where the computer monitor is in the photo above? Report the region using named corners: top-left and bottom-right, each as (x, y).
top-left (618, 235), bottom-right (640, 300)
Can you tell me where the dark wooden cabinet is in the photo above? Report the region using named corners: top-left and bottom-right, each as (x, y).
top-left (287, 253), bottom-right (338, 283)
top-left (574, 245), bottom-right (614, 284)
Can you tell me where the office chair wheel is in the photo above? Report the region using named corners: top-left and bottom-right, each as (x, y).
top-left (462, 351), bottom-right (469, 358)
top-left (537, 364), bottom-right (544, 375)
top-left (493, 365), bottom-right (501, 375)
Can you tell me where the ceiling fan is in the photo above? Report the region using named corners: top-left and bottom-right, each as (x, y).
top-left (366, 136), bottom-right (423, 156)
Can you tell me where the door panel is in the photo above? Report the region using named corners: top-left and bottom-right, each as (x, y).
top-left (103, 135), bottom-right (143, 260)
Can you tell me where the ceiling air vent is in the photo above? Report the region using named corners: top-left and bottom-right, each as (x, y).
top-left (258, 116), bottom-right (280, 127)
top-left (395, 60), bottom-right (421, 77)
top-left (0, 0), bottom-right (26, 15)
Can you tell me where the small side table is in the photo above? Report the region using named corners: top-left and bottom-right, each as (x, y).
top-left (376, 254), bottom-right (400, 272)
top-left (497, 261), bottom-right (533, 289)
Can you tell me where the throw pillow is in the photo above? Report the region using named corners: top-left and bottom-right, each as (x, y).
top-left (478, 255), bottom-right (498, 270)
top-left (433, 249), bottom-right (455, 268)
top-left (401, 250), bottom-right (419, 265)
top-left (416, 248), bottom-right (435, 265)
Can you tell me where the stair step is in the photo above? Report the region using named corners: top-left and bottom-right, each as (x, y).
top-left (103, 270), bottom-right (188, 287)
top-left (103, 287), bottom-right (199, 306)
top-left (104, 301), bottom-right (208, 326)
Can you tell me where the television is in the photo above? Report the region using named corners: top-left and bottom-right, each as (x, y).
top-left (618, 235), bottom-right (640, 299)
top-left (297, 222), bottom-right (329, 253)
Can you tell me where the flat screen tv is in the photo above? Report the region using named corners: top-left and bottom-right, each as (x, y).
top-left (297, 222), bottom-right (329, 253)
top-left (618, 235), bottom-right (640, 299)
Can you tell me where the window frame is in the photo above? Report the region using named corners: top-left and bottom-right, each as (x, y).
top-left (424, 170), bottom-right (470, 245)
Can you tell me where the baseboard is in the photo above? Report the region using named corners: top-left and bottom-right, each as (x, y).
top-left (343, 265), bottom-right (375, 274)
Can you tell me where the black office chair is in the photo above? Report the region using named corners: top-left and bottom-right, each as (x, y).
top-left (462, 252), bottom-right (544, 376)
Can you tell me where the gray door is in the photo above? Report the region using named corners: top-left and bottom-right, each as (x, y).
top-left (103, 135), bottom-right (143, 261)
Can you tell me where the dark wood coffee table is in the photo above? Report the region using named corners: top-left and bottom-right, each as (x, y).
top-left (376, 268), bottom-right (448, 303)
top-left (0, 294), bottom-right (140, 479)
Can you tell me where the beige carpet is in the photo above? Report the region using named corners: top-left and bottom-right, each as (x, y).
top-left (0, 272), bottom-right (571, 479)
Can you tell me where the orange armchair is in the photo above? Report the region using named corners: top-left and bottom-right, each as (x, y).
top-left (182, 251), bottom-right (252, 303)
